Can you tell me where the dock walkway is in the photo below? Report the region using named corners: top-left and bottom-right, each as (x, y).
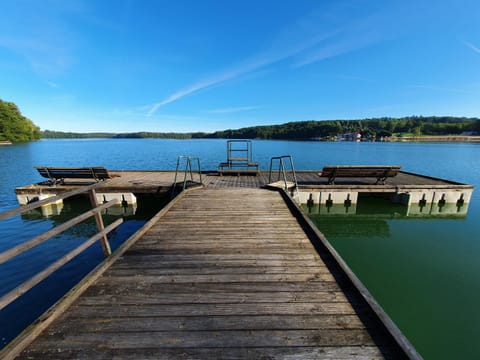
top-left (12, 187), bottom-right (407, 359)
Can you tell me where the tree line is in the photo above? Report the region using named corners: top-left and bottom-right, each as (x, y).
top-left (2, 99), bottom-right (479, 142)
top-left (0, 99), bottom-right (41, 142)
top-left (195, 116), bottom-right (480, 140)
top-left (41, 130), bottom-right (208, 139)
top-left (42, 116), bottom-right (480, 140)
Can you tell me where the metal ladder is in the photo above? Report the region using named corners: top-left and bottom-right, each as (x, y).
top-left (268, 155), bottom-right (300, 201)
top-left (172, 156), bottom-right (202, 196)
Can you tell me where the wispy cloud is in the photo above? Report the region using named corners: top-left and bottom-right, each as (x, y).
top-left (147, 67), bottom-right (258, 116)
top-left (147, 30), bottom-right (335, 116)
top-left (463, 40), bottom-right (480, 54)
top-left (205, 106), bottom-right (258, 114)
top-left (293, 33), bottom-right (380, 68)
top-left (148, 3), bottom-right (396, 115)
top-left (46, 80), bottom-right (60, 88)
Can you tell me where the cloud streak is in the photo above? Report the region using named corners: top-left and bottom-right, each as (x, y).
top-left (148, 4), bottom-right (393, 115)
top-left (147, 65), bottom-right (262, 116)
top-left (463, 40), bottom-right (480, 54)
top-left (147, 31), bottom-right (336, 116)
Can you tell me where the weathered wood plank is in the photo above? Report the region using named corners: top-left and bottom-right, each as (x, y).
top-left (12, 187), bottom-right (408, 359)
top-left (23, 329), bottom-right (378, 349)
top-left (65, 302), bottom-right (359, 317)
top-left (96, 273), bottom-right (337, 283)
top-left (89, 281), bottom-right (344, 294)
top-left (130, 243), bottom-right (314, 251)
top-left (138, 231), bottom-right (313, 238)
top-left (19, 346), bottom-right (386, 360)
top-left (117, 253), bottom-right (320, 261)
top-left (114, 256), bottom-right (321, 265)
top-left (107, 265), bottom-right (328, 275)
top-left (122, 248), bottom-right (324, 255)
top-left (77, 290), bottom-right (350, 305)
top-left (49, 315), bottom-right (367, 332)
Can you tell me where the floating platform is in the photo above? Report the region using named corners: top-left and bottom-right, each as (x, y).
top-left (15, 170), bottom-right (180, 206)
top-left (15, 169), bottom-right (474, 216)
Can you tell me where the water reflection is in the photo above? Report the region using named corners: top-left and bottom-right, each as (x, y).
top-left (302, 195), bottom-right (467, 239)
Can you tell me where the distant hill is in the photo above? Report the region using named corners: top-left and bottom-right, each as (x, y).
top-left (41, 130), bottom-right (208, 139)
top-left (41, 116), bottom-right (480, 141)
top-left (0, 100), bottom-right (41, 142)
top-left (195, 116), bottom-right (480, 140)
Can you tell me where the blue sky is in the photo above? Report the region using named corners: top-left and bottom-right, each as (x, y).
top-left (1, 0), bottom-right (479, 133)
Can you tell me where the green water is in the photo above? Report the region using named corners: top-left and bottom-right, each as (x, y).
top-left (305, 195), bottom-right (480, 359)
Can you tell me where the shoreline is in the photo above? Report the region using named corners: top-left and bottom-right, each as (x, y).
top-left (15, 135), bottom-right (480, 143)
top-left (385, 135), bottom-right (480, 142)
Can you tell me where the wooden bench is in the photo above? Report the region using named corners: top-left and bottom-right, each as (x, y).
top-left (320, 165), bottom-right (401, 184)
top-left (35, 166), bottom-right (117, 185)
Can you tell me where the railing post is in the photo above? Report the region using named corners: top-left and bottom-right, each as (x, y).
top-left (183, 157), bottom-right (190, 191)
top-left (88, 189), bottom-right (111, 256)
top-left (172, 156), bottom-right (203, 195)
top-left (196, 157), bottom-right (203, 184)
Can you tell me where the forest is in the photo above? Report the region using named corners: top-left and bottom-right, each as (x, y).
top-left (2, 98), bottom-right (479, 142)
top-left (41, 130), bottom-right (206, 139)
top-left (196, 116), bottom-right (480, 140)
top-left (37, 116), bottom-right (480, 141)
top-left (0, 100), bottom-right (41, 142)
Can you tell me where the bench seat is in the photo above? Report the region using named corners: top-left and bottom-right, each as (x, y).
top-left (35, 166), bottom-right (116, 185)
top-left (320, 165), bottom-right (401, 184)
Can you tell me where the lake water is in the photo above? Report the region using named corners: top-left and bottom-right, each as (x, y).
top-left (0, 139), bottom-right (479, 358)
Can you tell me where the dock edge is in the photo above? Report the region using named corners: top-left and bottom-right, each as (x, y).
top-left (277, 188), bottom-right (424, 360)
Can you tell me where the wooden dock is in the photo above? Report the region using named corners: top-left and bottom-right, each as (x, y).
top-left (5, 187), bottom-right (415, 359)
top-left (6, 167), bottom-right (473, 358)
top-left (15, 169), bottom-right (473, 219)
top-left (15, 169), bottom-right (473, 200)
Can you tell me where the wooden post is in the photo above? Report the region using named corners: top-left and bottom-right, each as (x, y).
top-left (88, 189), bottom-right (111, 256)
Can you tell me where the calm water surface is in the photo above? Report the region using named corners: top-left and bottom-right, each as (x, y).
top-left (0, 139), bottom-right (479, 358)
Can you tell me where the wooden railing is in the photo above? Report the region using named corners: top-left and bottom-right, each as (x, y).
top-left (0, 182), bottom-right (124, 311)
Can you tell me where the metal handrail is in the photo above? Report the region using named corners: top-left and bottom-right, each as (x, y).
top-left (268, 155), bottom-right (300, 200)
top-left (227, 140), bottom-right (253, 163)
top-left (0, 183), bottom-right (124, 311)
top-left (172, 155), bottom-right (202, 195)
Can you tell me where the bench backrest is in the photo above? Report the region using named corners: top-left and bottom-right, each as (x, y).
top-left (35, 167), bottom-right (112, 180)
top-left (321, 166), bottom-right (401, 178)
